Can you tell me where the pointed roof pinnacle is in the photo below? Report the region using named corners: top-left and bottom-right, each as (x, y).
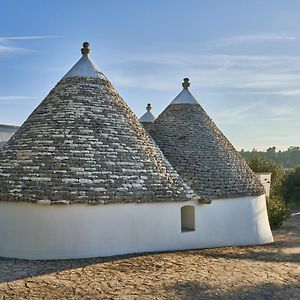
top-left (146, 103), bottom-right (152, 112)
top-left (81, 42), bottom-right (90, 56)
top-left (170, 78), bottom-right (198, 105)
top-left (182, 78), bottom-right (190, 89)
top-left (139, 103), bottom-right (155, 123)
top-left (63, 42), bottom-right (105, 79)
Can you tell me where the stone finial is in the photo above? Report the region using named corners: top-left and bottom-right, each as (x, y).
top-left (182, 78), bottom-right (190, 89)
top-left (81, 42), bottom-right (90, 56)
top-left (146, 103), bottom-right (152, 112)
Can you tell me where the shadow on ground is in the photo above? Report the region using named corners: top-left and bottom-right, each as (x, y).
top-left (0, 254), bottom-right (136, 284)
top-left (167, 281), bottom-right (300, 300)
top-left (200, 248), bottom-right (299, 264)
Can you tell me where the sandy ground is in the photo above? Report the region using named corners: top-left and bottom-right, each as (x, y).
top-left (0, 211), bottom-right (299, 300)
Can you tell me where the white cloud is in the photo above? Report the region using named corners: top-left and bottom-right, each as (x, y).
top-left (0, 96), bottom-right (37, 104)
top-left (210, 33), bottom-right (297, 47)
top-left (0, 45), bottom-right (27, 53)
top-left (108, 51), bottom-right (300, 140)
top-left (0, 35), bottom-right (59, 55)
top-left (0, 35), bottom-right (59, 42)
top-left (0, 96), bottom-right (37, 100)
top-left (107, 52), bottom-right (300, 98)
top-left (214, 101), bottom-right (262, 121)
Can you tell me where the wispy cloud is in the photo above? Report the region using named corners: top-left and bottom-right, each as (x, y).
top-left (210, 33), bottom-right (297, 47)
top-left (0, 35), bottom-right (59, 55)
top-left (0, 35), bottom-right (59, 42)
top-left (0, 96), bottom-right (37, 100)
top-left (214, 101), bottom-right (262, 121)
top-left (0, 96), bottom-right (37, 104)
top-left (107, 50), bottom-right (300, 143)
top-left (108, 52), bottom-right (300, 96)
top-left (0, 45), bottom-right (27, 53)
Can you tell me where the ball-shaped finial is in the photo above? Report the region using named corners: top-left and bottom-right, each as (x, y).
top-left (146, 103), bottom-right (152, 112)
top-left (182, 78), bottom-right (190, 89)
top-left (81, 42), bottom-right (90, 56)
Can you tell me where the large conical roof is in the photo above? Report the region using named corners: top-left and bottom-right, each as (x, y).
top-left (149, 78), bottom-right (265, 200)
top-left (0, 44), bottom-right (205, 205)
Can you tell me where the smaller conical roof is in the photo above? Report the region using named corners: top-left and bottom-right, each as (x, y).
top-left (139, 103), bottom-right (155, 132)
top-left (139, 103), bottom-right (155, 123)
top-left (149, 78), bottom-right (265, 200)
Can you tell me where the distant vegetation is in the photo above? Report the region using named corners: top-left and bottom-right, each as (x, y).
top-left (245, 152), bottom-right (300, 228)
top-left (240, 146), bottom-right (300, 169)
top-left (282, 167), bottom-right (300, 208)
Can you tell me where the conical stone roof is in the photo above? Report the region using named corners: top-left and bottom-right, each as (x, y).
top-left (0, 44), bottom-right (205, 205)
top-left (139, 103), bottom-right (155, 131)
top-left (149, 78), bottom-right (265, 200)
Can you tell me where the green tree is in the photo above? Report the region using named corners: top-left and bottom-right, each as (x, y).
top-left (246, 156), bottom-right (284, 196)
top-left (266, 196), bottom-right (290, 229)
top-left (282, 167), bottom-right (300, 207)
top-left (267, 146), bottom-right (276, 153)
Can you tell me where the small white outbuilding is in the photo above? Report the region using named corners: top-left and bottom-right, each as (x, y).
top-left (255, 173), bottom-right (272, 197)
top-left (0, 124), bottom-right (19, 148)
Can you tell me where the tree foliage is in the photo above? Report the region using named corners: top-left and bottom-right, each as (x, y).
top-left (282, 167), bottom-right (300, 206)
top-left (240, 146), bottom-right (300, 169)
top-left (266, 196), bottom-right (290, 229)
top-left (246, 156), bottom-right (284, 196)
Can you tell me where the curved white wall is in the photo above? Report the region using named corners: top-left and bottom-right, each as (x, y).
top-left (0, 195), bottom-right (273, 260)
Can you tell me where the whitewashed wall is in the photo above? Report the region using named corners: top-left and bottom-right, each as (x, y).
top-left (0, 125), bottom-right (18, 142)
top-left (0, 195), bottom-right (273, 259)
top-left (255, 173), bottom-right (272, 197)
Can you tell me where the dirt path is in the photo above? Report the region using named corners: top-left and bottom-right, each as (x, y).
top-left (0, 212), bottom-right (299, 300)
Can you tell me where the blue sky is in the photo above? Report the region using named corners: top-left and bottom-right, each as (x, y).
top-left (0, 0), bottom-right (300, 150)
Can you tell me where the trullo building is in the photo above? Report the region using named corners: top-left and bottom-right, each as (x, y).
top-left (147, 78), bottom-right (273, 247)
top-left (0, 44), bottom-right (210, 260)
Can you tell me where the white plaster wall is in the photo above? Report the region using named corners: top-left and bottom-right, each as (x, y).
top-left (255, 173), bottom-right (272, 197)
top-left (0, 195), bottom-right (273, 260)
top-left (195, 195), bottom-right (273, 248)
top-left (0, 126), bottom-right (18, 142)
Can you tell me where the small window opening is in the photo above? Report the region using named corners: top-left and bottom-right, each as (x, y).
top-left (181, 205), bottom-right (195, 232)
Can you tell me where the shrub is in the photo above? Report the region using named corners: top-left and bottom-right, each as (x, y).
top-left (282, 167), bottom-right (300, 207)
top-left (266, 196), bottom-right (290, 229)
top-left (246, 156), bottom-right (284, 196)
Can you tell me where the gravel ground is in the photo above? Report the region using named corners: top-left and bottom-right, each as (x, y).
top-left (0, 211), bottom-right (299, 300)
